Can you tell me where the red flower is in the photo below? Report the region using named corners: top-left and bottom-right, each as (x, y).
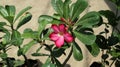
top-left (49, 24), bottom-right (73, 48)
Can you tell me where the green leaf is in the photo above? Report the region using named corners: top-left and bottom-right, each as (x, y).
top-left (71, 0), bottom-right (88, 21)
top-left (2, 31), bottom-right (10, 45)
top-left (0, 22), bottom-right (6, 27)
top-left (0, 53), bottom-right (7, 59)
top-left (22, 28), bottom-right (38, 39)
top-left (38, 15), bottom-right (53, 38)
top-left (75, 11), bottom-right (100, 28)
top-left (0, 26), bottom-right (8, 32)
top-left (5, 5), bottom-right (15, 17)
top-left (14, 6), bottom-right (32, 22)
top-left (32, 53), bottom-right (49, 56)
top-left (51, 0), bottom-right (63, 16)
top-left (0, 5), bottom-right (15, 23)
top-left (5, 5), bottom-right (16, 23)
top-left (16, 12), bottom-right (32, 29)
top-left (11, 30), bottom-right (23, 46)
top-left (0, 6), bottom-right (8, 18)
top-left (14, 60), bottom-right (24, 67)
top-left (73, 30), bottom-right (96, 45)
top-left (52, 47), bottom-right (65, 57)
top-left (72, 41), bottom-right (83, 61)
top-left (42, 57), bottom-right (56, 67)
top-left (63, 0), bottom-right (71, 19)
top-left (38, 15), bottom-right (53, 23)
top-left (86, 43), bottom-right (100, 57)
top-left (69, 3), bottom-right (75, 19)
top-left (18, 40), bottom-right (36, 56)
top-left (109, 48), bottom-right (120, 57)
top-left (99, 10), bottom-right (117, 26)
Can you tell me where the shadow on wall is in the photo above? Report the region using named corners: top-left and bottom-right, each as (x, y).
top-left (104, 0), bottom-right (120, 31)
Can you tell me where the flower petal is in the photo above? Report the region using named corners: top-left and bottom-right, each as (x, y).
top-left (59, 24), bottom-right (66, 33)
top-left (49, 32), bottom-right (59, 41)
top-left (64, 32), bottom-right (73, 43)
top-left (55, 36), bottom-right (64, 48)
top-left (51, 24), bottom-right (59, 33)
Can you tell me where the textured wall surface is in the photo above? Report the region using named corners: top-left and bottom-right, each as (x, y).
top-left (0, 0), bottom-right (115, 67)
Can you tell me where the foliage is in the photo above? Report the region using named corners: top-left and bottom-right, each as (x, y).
top-left (0, 0), bottom-right (119, 67)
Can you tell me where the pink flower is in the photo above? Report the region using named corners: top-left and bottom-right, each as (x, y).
top-left (49, 24), bottom-right (73, 48)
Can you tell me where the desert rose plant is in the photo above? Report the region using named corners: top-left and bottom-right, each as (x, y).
top-left (0, 0), bottom-right (120, 67)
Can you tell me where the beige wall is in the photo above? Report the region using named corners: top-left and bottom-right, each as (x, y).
top-left (0, 0), bottom-right (115, 67)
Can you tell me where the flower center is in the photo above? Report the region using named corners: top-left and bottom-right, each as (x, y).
top-left (59, 32), bottom-right (64, 36)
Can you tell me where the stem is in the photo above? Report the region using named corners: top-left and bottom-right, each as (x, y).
top-left (18, 46), bottom-right (30, 67)
top-left (11, 24), bottom-right (14, 31)
top-left (23, 55), bottom-right (31, 67)
top-left (62, 46), bottom-right (73, 66)
top-left (44, 44), bottom-right (54, 63)
top-left (109, 58), bottom-right (116, 67)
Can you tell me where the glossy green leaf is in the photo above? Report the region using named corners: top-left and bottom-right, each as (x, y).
top-left (0, 6), bottom-right (8, 18)
top-left (16, 12), bottom-right (32, 29)
top-left (51, 0), bottom-right (63, 16)
top-left (73, 41), bottom-right (83, 61)
top-left (75, 11), bottom-right (100, 28)
top-left (71, 0), bottom-right (88, 21)
top-left (38, 15), bottom-right (53, 38)
top-left (41, 28), bottom-right (52, 40)
top-left (18, 40), bottom-right (36, 56)
top-left (22, 28), bottom-right (38, 39)
top-left (109, 48), bottom-right (120, 57)
top-left (14, 6), bottom-right (32, 22)
top-left (73, 30), bottom-right (96, 45)
top-left (63, 0), bottom-right (71, 19)
top-left (0, 5), bottom-right (15, 23)
top-left (86, 43), bottom-right (100, 57)
top-left (38, 15), bottom-right (53, 23)
top-left (32, 53), bottom-right (49, 56)
top-left (69, 3), bottom-right (75, 19)
top-left (52, 47), bottom-right (65, 57)
top-left (0, 22), bottom-right (6, 27)
top-left (76, 27), bottom-right (94, 35)
top-left (5, 5), bottom-right (15, 23)
top-left (5, 5), bottom-right (15, 17)
top-left (2, 31), bottom-right (10, 45)
top-left (0, 26), bottom-right (7, 32)
top-left (11, 30), bottom-right (23, 46)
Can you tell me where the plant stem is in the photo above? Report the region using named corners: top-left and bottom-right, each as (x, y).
top-left (44, 44), bottom-right (54, 63)
top-left (18, 46), bottom-right (30, 67)
top-left (23, 55), bottom-right (31, 67)
top-left (11, 24), bottom-right (14, 31)
top-left (62, 46), bottom-right (73, 66)
top-left (109, 58), bottom-right (116, 67)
